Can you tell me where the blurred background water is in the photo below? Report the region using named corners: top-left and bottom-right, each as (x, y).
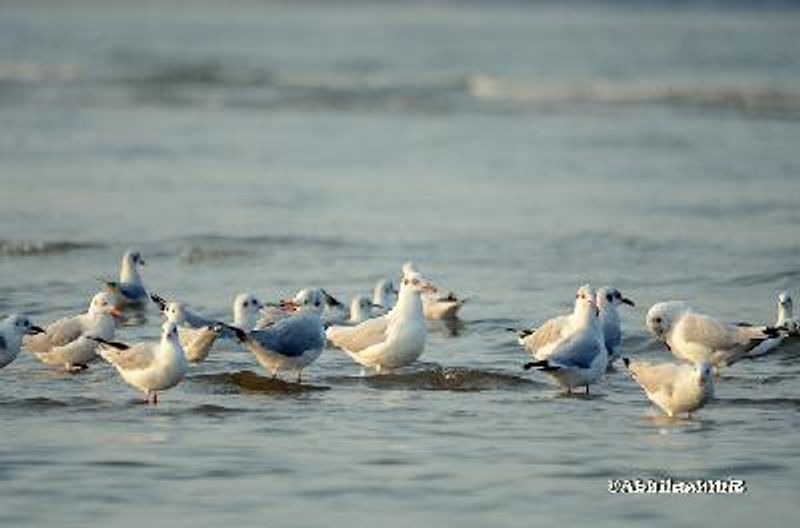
top-left (1, 1), bottom-right (799, 526)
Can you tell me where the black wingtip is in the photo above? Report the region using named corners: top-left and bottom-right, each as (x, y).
top-left (764, 326), bottom-right (783, 338)
top-left (523, 359), bottom-right (551, 371)
top-left (321, 289), bottom-right (344, 308)
top-left (150, 294), bottom-right (168, 311)
top-left (228, 325), bottom-right (248, 343)
top-left (88, 336), bottom-right (130, 350)
top-left (622, 357), bottom-right (630, 368)
top-left (523, 361), bottom-right (536, 370)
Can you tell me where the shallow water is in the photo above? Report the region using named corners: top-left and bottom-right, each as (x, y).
top-left (1, 1), bottom-right (800, 526)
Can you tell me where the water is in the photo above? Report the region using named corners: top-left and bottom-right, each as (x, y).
top-left (2, 1), bottom-right (800, 526)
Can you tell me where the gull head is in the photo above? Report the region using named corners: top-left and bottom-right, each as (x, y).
top-left (233, 293), bottom-right (262, 328)
top-left (350, 295), bottom-right (374, 321)
top-left (163, 301), bottom-right (188, 325)
top-left (400, 272), bottom-right (437, 294)
top-left (161, 320), bottom-right (180, 340)
top-left (574, 284), bottom-right (598, 318)
top-left (646, 301), bottom-right (690, 341)
top-left (778, 291), bottom-right (793, 310)
top-left (89, 292), bottom-right (124, 319)
top-left (2, 314), bottom-right (44, 337)
top-left (283, 288), bottom-right (324, 313)
top-left (695, 360), bottom-right (714, 387)
top-left (123, 249), bottom-right (146, 268)
top-left (373, 279), bottom-right (398, 307)
top-left (596, 287), bottom-right (635, 310)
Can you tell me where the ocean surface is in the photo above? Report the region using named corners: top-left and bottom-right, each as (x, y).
top-left (1, 1), bottom-right (800, 526)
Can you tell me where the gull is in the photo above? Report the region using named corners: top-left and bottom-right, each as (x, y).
top-left (595, 286), bottom-right (635, 366)
top-left (348, 295), bottom-right (376, 324)
top-left (326, 269), bottom-right (437, 374)
top-left (1, 314), bottom-right (45, 369)
top-left (646, 301), bottom-right (782, 368)
top-left (513, 285), bottom-right (595, 360)
top-left (402, 262), bottom-right (465, 320)
top-left (92, 321), bottom-right (188, 404)
top-left (523, 285), bottom-right (608, 394)
top-left (25, 292), bottom-right (122, 371)
top-left (750, 291), bottom-right (799, 357)
top-left (623, 358), bottom-right (713, 418)
top-left (150, 294), bottom-right (224, 364)
top-left (102, 249), bottom-right (148, 307)
top-left (229, 289), bottom-right (326, 382)
top-left (372, 278), bottom-right (398, 314)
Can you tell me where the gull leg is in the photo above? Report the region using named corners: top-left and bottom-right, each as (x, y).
top-left (296, 370), bottom-right (302, 384)
top-left (359, 368), bottom-right (367, 378)
top-left (585, 385), bottom-right (590, 395)
top-left (153, 392), bottom-right (159, 405)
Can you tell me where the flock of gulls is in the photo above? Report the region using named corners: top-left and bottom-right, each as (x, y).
top-left (1, 250), bottom-right (798, 416)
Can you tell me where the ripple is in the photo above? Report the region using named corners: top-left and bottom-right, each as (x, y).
top-left (0, 240), bottom-right (103, 257)
top-left (325, 366), bottom-right (543, 392)
top-left (192, 371), bottom-right (330, 394)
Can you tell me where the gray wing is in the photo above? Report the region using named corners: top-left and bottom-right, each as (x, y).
top-left (248, 312), bottom-right (324, 357)
top-left (682, 313), bottom-right (771, 354)
top-left (603, 320), bottom-right (621, 351)
top-left (182, 308), bottom-right (215, 329)
top-left (120, 283), bottom-right (147, 300)
top-left (327, 316), bottom-right (389, 353)
top-left (26, 316), bottom-right (83, 352)
top-left (547, 333), bottom-right (602, 369)
top-left (626, 360), bottom-right (682, 396)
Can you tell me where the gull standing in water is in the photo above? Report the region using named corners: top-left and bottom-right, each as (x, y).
top-left (230, 288), bottom-right (326, 382)
top-left (25, 292), bottom-right (122, 371)
top-left (326, 269), bottom-right (437, 374)
top-left (92, 321), bottom-right (188, 404)
top-left (513, 285), bottom-right (594, 360)
top-left (595, 286), bottom-right (635, 367)
top-left (1, 314), bottom-right (45, 369)
top-left (623, 357), bottom-right (714, 418)
top-left (523, 285), bottom-right (608, 394)
top-left (348, 295), bottom-right (376, 324)
top-left (402, 262), bottom-right (466, 320)
top-left (102, 249), bottom-right (148, 307)
top-left (750, 291), bottom-right (799, 357)
top-left (646, 301), bottom-right (781, 369)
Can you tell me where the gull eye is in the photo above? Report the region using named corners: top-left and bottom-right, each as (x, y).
top-left (606, 294), bottom-right (613, 302)
top-left (654, 317), bottom-right (662, 324)
top-left (412, 278), bottom-right (419, 285)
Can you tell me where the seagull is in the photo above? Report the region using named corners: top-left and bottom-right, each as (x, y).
top-left (348, 295), bottom-right (376, 324)
top-left (102, 249), bottom-right (148, 307)
top-left (623, 357), bottom-right (714, 418)
top-left (646, 301), bottom-right (782, 368)
top-left (25, 292), bottom-right (122, 371)
top-left (150, 294), bottom-right (224, 364)
top-left (92, 320), bottom-right (188, 404)
top-left (595, 286), bottom-right (635, 366)
top-left (1, 314), bottom-right (45, 369)
top-left (372, 278), bottom-right (398, 314)
top-left (513, 285), bottom-right (595, 360)
top-left (326, 269), bottom-right (436, 374)
top-left (750, 291), bottom-right (799, 357)
top-left (402, 262), bottom-right (465, 320)
top-left (523, 285), bottom-right (608, 394)
top-left (229, 289), bottom-right (326, 382)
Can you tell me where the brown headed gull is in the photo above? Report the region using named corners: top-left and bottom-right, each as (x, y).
top-left (646, 301), bottom-right (782, 369)
top-left (523, 285), bottom-right (608, 394)
top-left (229, 288), bottom-right (326, 383)
top-left (595, 286), bottom-right (635, 366)
top-left (402, 262), bottom-right (465, 320)
top-left (102, 249), bottom-right (148, 307)
top-left (623, 358), bottom-right (714, 418)
top-left (25, 292), bottom-right (122, 371)
top-left (92, 320), bottom-right (188, 404)
top-left (1, 314), bottom-right (45, 369)
top-left (513, 285), bottom-right (594, 360)
top-left (326, 269), bottom-right (437, 374)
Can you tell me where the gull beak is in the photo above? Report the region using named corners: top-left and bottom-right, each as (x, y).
top-left (139, 258), bottom-right (146, 266)
top-left (392, 288), bottom-right (399, 295)
top-left (622, 297), bottom-right (635, 307)
top-left (26, 325), bottom-right (45, 335)
top-left (372, 303), bottom-right (383, 309)
top-left (110, 306), bottom-right (125, 320)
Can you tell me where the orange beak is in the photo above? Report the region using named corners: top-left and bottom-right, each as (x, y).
top-left (110, 306), bottom-right (125, 320)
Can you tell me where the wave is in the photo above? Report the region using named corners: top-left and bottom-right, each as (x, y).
top-left (191, 371), bottom-right (331, 394)
top-left (0, 240), bottom-right (103, 257)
